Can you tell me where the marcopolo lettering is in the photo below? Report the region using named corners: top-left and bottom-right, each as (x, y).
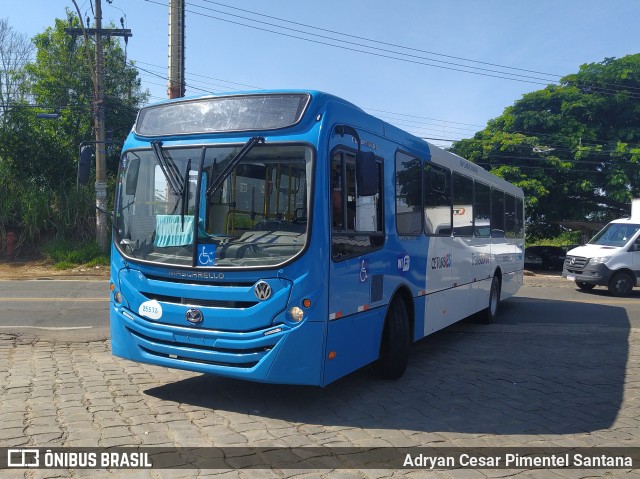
top-left (169, 271), bottom-right (225, 280)
top-left (431, 254), bottom-right (452, 270)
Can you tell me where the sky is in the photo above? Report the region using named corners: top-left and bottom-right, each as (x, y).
top-left (4, 0), bottom-right (639, 148)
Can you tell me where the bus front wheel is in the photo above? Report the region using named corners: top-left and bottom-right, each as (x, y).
top-left (374, 298), bottom-right (410, 379)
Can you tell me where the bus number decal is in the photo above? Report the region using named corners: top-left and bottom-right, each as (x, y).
top-left (139, 300), bottom-right (163, 320)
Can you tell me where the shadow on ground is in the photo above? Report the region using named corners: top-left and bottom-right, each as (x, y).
top-left (145, 297), bottom-right (629, 436)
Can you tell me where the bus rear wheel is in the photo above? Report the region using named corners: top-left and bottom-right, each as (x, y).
top-left (482, 275), bottom-right (501, 324)
top-left (374, 297), bottom-right (410, 379)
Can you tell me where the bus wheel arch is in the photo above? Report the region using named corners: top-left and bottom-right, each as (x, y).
top-left (374, 286), bottom-right (413, 379)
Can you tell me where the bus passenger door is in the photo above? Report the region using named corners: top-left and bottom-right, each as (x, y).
top-left (326, 148), bottom-right (385, 382)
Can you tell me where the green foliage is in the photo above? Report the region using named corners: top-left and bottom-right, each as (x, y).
top-left (0, 168), bottom-right (96, 252)
top-left (527, 230), bottom-right (582, 247)
top-left (0, 13), bottom-right (148, 255)
top-left (43, 239), bottom-right (108, 266)
top-left (451, 54), bottom-right (640, 240)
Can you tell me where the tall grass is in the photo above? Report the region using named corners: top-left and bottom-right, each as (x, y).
top-left (0, 167), bottom-right (107, 257)
top-left (42, 239), bottom-right (109, 269)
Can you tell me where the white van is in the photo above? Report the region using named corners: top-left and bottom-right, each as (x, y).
top-left (562, 200), bottom-right (640, 297)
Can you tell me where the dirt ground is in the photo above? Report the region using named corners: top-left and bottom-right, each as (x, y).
top-left (0, 258), bottom-right (111, 280)
top-left (0, 258), bottom-right (567, 286)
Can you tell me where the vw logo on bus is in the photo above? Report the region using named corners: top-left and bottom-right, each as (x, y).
top-left (254, 281), bottom-right (272, 300)
top-left (185, 308), bottom-right (204, 324)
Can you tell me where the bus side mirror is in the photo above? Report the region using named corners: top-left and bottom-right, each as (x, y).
top-left (77, 145), bottom-right (93, 187)
top-left (356, 151), bottom-right (377, 196)
top-left (125, 158), bottom-right (140, 195)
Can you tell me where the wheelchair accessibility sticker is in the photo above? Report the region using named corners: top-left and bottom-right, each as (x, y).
top-left (359, 259), bottom-right (369, 283)
top-left (197, 244), bottom-right (217, 266)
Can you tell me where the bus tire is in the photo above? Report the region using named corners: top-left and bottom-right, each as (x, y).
top-left (608, 272), bottom-right (634, 297)
top-left (374, 297), bottom-right (411, 379)
top-left (482, 274), bottom-right (501, 324)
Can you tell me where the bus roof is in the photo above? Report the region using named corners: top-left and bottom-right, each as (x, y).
top-left (132, 90), bottom-right (522, 196)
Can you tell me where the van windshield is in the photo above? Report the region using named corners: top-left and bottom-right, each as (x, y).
top-left (589, 223), bottom-right (640, 247)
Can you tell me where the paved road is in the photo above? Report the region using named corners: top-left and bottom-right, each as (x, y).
top-left (0, 276), bottom-right (638, 476)
top-left (0, 280), bottom-right (109, 341)
top-left (1, 275), bottom-right (639, 338)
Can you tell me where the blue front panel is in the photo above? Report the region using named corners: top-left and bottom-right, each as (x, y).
top-left (324, 308), bottom-right (385, 384)
top-left (110, 301), bottom-right (325, 385)
top-left (110, 231), bottom-right (328, 385)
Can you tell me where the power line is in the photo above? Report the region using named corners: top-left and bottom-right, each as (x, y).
top-left (132, 60), bottom-right (640, 152)
top-left (129, 56), bottom-right (640, 151)
top-left (176, 0), bottom-right (640, 98)
top-left (135, 61), bottom-right (260, 92)
top-left (184, 0), bottom-right (560, 85)
top-left (196, 0), bottom-right (563, 80)
top-left (141, 0), bottom-right (556, 87)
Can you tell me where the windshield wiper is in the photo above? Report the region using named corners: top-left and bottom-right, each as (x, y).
top-left (206, 136), bottom-right (265, 198)
top-left (151, 140), bottom-right (184, 195)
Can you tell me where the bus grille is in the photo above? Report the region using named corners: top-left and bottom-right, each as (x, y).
top-left (140, 292), bottom-right (257, 309)
top-left (128, 328), bottom-right (273, 369)
top-left (140, 346), bottom-right (259, 369)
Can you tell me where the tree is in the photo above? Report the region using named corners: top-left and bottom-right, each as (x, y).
top-left (24, 11), bottom-right (147, 180)
top-left (0, 13), bottom-right (148, 250)
top-left (0, 18), bottom-right (34, 122)
top-left (451, 54), bottom-right (640, 240)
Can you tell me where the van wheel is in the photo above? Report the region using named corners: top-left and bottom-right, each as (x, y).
top-left (481, 275), bottom-right (501, 324)
top-left (608, 272), bottom-right (634, 297)
top-left (575, 281), bottom-right (595, 291)
top-left (375, 298), bottom-right (410, 379)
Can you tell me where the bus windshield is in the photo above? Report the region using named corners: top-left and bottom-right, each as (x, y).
top-left (114, 144), bottom-right (312, 268)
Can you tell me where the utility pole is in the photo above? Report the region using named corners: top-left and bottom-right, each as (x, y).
top-left (94, 0), bottom-right (108, 253)
top-left (68, 0), bottom-right (132, 253)
top-left (168, 0), bottom-right (185, 99)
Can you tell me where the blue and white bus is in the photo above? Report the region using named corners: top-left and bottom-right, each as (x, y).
top-left (110, 91), bottom-right (524, 386)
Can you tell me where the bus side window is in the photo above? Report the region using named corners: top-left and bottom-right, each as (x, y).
top-left (331, 153), bottom-right (344, 229)
top-left (452, 173), bottom-right (474, 237)
top-left (505, 193), bottom-right (517, 238)
top-left (515, 196), bottom-right (524, 238)
top-left (424, 164), bottom-right (451, 236)
top-left (331, 150), bottom-right (384, 260)
top-left (474, 182), bottom-right (491, 238)
top-left (395, 151), bottom-right (423, 236)
top-left (491, 189), bottom-right (505, 238)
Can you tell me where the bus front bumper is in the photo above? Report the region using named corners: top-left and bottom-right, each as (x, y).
top-left (110, 303), bottom-right (325, 385)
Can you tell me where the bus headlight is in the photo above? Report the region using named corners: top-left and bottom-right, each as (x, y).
top-left (111, 283), bottom-right (126, 306)
top-left (590, 256), bottom-right (611, 265)
top-left (114, 291), bottom-right (123, 304)
top-left (288, 306), bottom-right (304, 323)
